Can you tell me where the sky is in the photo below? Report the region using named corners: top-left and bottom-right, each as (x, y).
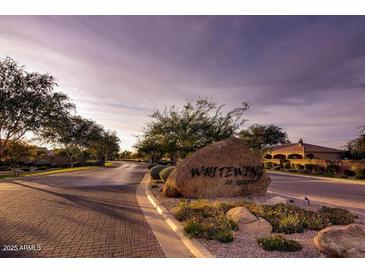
top-left (0, 16), bottom-right (364, 150)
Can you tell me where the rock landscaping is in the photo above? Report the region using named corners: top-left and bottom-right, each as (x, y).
top-left (147, 137), bottom-right (364, 258)
top-left (149, 181), bottom-right (363, 257)
top-left (314, 224), bottom-right (365, 257)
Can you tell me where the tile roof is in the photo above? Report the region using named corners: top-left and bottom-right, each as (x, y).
top-left (271, 142), bottom-right (343, 154)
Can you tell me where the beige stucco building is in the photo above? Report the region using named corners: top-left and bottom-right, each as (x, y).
top-left (265, 139), bottom-right (343, 160)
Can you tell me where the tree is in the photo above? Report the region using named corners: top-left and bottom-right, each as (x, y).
top-left (120, 150), bottom-right (132, 159)
top-left (40, 115), bottom-right (102, 167)
top-left (90, 130), bottom-right (121, 165)
top-left (4, 140), bottom-right (37, 175)
top-left (0, 57), bottom-right (74, 157)
top-left (239, 124), bottom-right (289, 155)
top-left (135, 98), bottom-right (249, 164)
top-left (346, 126), bottom-right (365, 159)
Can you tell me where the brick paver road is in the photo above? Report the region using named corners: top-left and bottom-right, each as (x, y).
top-left (0, 162), bottom-right (165, 257)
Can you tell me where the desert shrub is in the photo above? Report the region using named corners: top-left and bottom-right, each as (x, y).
top-left (294, 164), bottom-right (303, 171)
top-left (318, 206), bottom-right (356, 225)
top-left (312, 165), bottom-right (325, 175)
top-left (355, 168), bottom-right (365, 179)
top-left (36, 159), bottom-right (51, 167)
top-left (344, 169), bottom-right (356, 177)
top-left (175, 200), bottom-right (237, 243)
top-left (215, 230), bottom-right (234, 243)
top-left (257, 235), bottom-right (302, 252)
top-left (283, 161), bottom-right (291, 169)
top-left (277, 214), bottom-right (304, 233)
top-left (325, 164), bottom-right (340, 177)
top-left (149, 165), bottom-right (167, 180)
top-left (297, 169), bottom-right (311, 174)
top-left (176, 200), bottom-right (356, 242)
top-left (304, 164), bottom-right (315, 172)
top-left (147, 163), bottom-right (158, 170)
top-left (162, 179), bottom-right (182, 197)
top-left (247, 203), bottom-right (327, 233)
top-left (159, 166), bottom-right (176, 182)
top-left (37, 166), bottom-right (49, 171)
top-left (184, 219), bottom-right (204, 236)
top-left (264, 162), bottom-right (273, 169)
top-left (62, 162), bottom-right (71, 168)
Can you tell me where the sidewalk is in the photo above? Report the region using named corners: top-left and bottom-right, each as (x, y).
top-left (136, 175), bottom-right (194, 258)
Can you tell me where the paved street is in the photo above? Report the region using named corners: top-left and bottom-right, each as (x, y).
top-left (0, 162), bottom-right (165, 258)
top-left (269, 173), bottom-right (365, 216)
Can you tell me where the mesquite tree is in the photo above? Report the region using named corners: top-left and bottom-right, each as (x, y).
top-left (135, 98), bottom-right (249, 164)
top-left (40, 115), bottom-right (102, 167)
top-left (239, 124), bottom-right (289, 155)
top-left (0, 57), bottom-right (74, 157)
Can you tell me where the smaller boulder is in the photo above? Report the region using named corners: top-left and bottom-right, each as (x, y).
top-left (314, 224), bottom-right (365, 257)
top-left (226, 207), bottom-right (258, 227)
top-left (240, 217), bottom-right (273, 235)
top-left (264, 196), bottom-right (289, 206)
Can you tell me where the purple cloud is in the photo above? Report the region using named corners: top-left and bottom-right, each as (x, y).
top-left (0, 16), bottom-right (364, 149)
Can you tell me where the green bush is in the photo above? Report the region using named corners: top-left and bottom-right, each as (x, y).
top-left (175, 200), bottom-right (237, 243)
top-left (184, 219), bottom-right (204, 236)
top-left (304, 164), bottom-right (315, 172)
top-left (257, 235), bottom-right (302, 252)
top-left (0, 166), bottom-right (10, 171)
top-left (312, 165), bottom-right (325, 175)
top-left (283, 161), bottom-right (291, 169)
top-left (149, 165), bottom-right (167, 180)
top-left (246, 203), bottom-right (328, 233)
top-left (318, 206), bottom-right (356, 225)
top-left (37, 166), bottom-right (49, 171)
top-left (355, 168), bottom-right (365, 179)
top-left (294, 164), bottom-right (303, 171)
top-left (325, 164), bottom-right (340, 177)
top-left (215, 230), bottom-right (234, 243)
top-left (264, 162), bottom-right (273, 169)
top-left (36, 159), bottom-right (50, 167)
top-left (147, 163), bottom-right (158, 170)
top-left (277, 214), bottom-right (304, 234)
top-left (297, 169), bottom-right (311, 174)
top-left (20, 167), bottom-right (31, 172)
top-left (159, 166), bottom-right (176, 182)
top-left (344, 169), bottom-right (356, 177)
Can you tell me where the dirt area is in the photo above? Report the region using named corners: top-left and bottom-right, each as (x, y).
top-left (150, 181), bottom-right (363, 258)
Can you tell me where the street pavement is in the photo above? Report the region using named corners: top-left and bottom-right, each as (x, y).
top-left (269, 173), bottom-right (365, 217)
top-left (0, 162), bottom-right (165, 258)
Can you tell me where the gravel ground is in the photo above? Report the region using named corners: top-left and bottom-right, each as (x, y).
top-left (149, 181), bottom-right (363, 258)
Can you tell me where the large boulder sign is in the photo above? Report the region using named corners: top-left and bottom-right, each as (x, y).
top-left (164, 137), bottom-right (270, 198)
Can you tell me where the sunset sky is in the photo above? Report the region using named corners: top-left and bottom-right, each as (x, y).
top-left (0, 16), bottom-right (364, 150)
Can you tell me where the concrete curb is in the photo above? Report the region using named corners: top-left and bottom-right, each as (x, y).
top-left (268, 170), bottom-right (365, 185)
top-left (144, 175), bottom-right (215, 258)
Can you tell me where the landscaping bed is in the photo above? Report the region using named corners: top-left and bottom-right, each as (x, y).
top-left (149, 179), bottom-right (362, 258)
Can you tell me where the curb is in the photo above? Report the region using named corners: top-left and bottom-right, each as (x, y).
top-left (144, 175), bottom-right (215, 258)
top-left (268, 171), bottom-right (365, 185)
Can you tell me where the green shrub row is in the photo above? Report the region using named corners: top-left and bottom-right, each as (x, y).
top-left (264, 161), bottom-right (365, 179)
